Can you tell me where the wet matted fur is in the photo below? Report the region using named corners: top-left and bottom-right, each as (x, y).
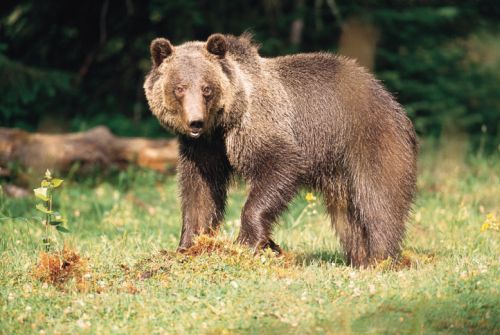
top-left (144, 33), bottom-right (417, 267)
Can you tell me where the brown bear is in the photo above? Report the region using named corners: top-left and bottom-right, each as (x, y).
top-left (143, 33), bottom-right (417, 267)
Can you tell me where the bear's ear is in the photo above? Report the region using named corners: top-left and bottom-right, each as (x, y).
top-left (206, 34), bottom-right (227, 58)
top-left (150, 38), bottom-right (173, 67)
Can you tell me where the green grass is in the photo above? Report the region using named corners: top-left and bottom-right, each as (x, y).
top-left (0, 139), bottom-right (499, 334)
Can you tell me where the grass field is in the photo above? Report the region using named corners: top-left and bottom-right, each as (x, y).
top-left (0, 139), bottom-right (499, 334)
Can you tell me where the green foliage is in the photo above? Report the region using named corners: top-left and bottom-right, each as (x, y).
top-left (371, 5), bottom-right (500, 148)
top-left (0, 143), bottom-right (498, 333)
top-left (0, 52), bottom-right (75, 131)
top-left (33, 169), bottom-right (69, 251)
top-left (0, 1), bottom-right (498, 147)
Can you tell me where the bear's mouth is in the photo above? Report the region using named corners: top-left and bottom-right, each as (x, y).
top-left (187, 120), bottom-right (204, 138)
top-left (188, 130), bottom-right (202, 138)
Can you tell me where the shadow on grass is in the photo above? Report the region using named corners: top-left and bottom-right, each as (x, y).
top-left (294, 250), bottom-right (347, 267)
top-left (294, 247), bottom-right (437, 269)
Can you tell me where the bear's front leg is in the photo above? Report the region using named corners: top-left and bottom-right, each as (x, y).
top-left (177, 136), bottom-right (232, 251)
top-left (237, 160), bottom-right (300, 252)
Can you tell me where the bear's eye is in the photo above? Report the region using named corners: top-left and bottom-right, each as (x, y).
top-left (174, 86), bottom-right (185, 97)
top-left (202, 86), bottom-right (212, 97)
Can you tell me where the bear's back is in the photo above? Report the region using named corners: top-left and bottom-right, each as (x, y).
top-left (263, 53), bottom-right (377, 160)
top-left (269, 52), bottom-right (375, 121)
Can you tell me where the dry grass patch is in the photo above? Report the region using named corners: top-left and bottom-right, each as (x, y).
top-left (33, 246), bottom-right (89, 288)
top-left (375, 249), bottom-right (436, 271)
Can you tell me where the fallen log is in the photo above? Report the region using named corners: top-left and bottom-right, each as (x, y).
top-left (0, 126), bottom-right (179, 179)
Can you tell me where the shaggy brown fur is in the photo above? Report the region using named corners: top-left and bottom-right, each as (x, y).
top-left (144, 33), bottom-right (417, 267)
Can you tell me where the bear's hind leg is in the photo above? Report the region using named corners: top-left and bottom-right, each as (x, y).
top-left (338, 122), bottom-right (416, 267)
top-left (325, 174), bottom-right (409, 267)
top-left (325, 190), bottom-right (371, 267)
top-left (347, 194), bottom-right (406, 267)
top-left (345, 161), bottom-right (413, 267)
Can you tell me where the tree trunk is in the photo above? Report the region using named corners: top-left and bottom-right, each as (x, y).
top-left (338, 17), bottom-right (379, 71)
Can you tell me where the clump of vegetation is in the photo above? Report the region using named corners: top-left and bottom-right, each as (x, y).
top-left (33, 169), bottom-right (69, 251)
top-left (32, 170), bottom-right (87, 288)
top-left (375, 249), bottom-right (436, 272)
top-left (480, 212), bottom-right (499, 232)
top-left (135, 235), bottom-right (296, 282)
top-left (33, 246), bottom-right (88, 288)
top-left (182, 235), bottom-right (243, 257)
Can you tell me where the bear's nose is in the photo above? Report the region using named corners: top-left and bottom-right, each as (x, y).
top-left (189, 121), bottom-right (204, 132)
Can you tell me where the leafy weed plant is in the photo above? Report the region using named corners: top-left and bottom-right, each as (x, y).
top-left (33, 169), bottom-right (69, 251)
